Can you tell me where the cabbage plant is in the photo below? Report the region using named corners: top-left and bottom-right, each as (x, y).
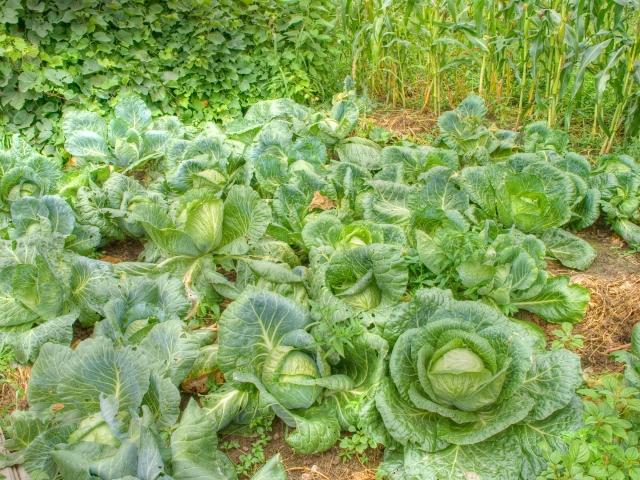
top-left (360, 167), bottom-right (474, 239)
top-left (0, 195), bottom-right (116, 362)
top-left (378, 144), bottom-right (459, 184)
top-left (302, 212), bottom-right (406, 251)
top-left (593, 154), bottom-right (640, 249)
top-left (63, 95), bottom-right (173, 171)
top-left (235, 240), bottom-right (308, 305)
top-left (131, 185), bottom-right (271, 309)
top-left (211, 290), bottom-right (388, 454)
top-left (164, 124), bottom-right (246, 195)
top-left (267, 169), bottom-right (338, 248)
top-left (74, 172), bottom-right (154, 244)
top-left (437, 95), bottom-right (517, 165)
top-left (376, 288), bottom-right (583, 479)
top-left (0, 134), bottom-right (62, 210)
top-left (416, 222), bottom-right (590, 323)
top-left (244, 120), bottom-right (331, 198)
top-left (308, 222), bottom-right (408, 327)
top-left (460, 157), bottom-right (596, 269)
top-left (302, 82), bottom-right (359, 144)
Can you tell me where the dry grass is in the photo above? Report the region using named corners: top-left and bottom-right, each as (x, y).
top-left (545, 227), bottom-right (640, 373)
top-left (365, 108), bottom-right (438, 139)
top-left (0, 364), bottom-right (30, 416)
top-left (573, 274), bottom-right (640, 371)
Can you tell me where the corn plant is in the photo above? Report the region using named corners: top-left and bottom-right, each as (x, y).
top-left (340, 0), bottom-right (640, 147)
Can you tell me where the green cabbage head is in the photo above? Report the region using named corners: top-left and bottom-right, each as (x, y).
top-left (376, 288), bottom-right (583, 479)
top-left (262, 345), bottom-right (322, 410)
top-left (217, 290), bottom-right (352, 454)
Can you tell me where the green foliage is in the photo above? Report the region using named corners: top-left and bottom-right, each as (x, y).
top-left (0, 0), bottom-right (347, 148)
top-left (539, 375), bottom-right (640, 480)
top-left (613, 322), bottom-right (640, 388)
top-left (229, 416), bottom-right (273, 478)
top-left (551, 323), bottom-right (585, 351)
top-left (338, 427), bottom-right (378, 463)
top-left (3, 90), bottom-right (632, 479)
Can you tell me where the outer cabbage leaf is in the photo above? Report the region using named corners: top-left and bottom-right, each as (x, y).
top-left (171, 399), bottom-right (237, 480)
top-left (250, 454), bottom-right (287, 480)
top-left (540, 228), bottom-right (596, 271)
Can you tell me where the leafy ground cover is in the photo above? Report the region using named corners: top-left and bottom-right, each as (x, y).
top-left (0, 0), bottom-right (347, 148)
top-left (0, 87), bottom-right (640, 479)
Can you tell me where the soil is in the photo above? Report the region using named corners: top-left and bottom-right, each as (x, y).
top-left (71, 322), bottom-right (94, 347)
top-left (543, 225), bottom-right (640, 373)
top-left (222, 420), bottom-right (380, 480)
top-left (100, 238), bottom-right (145, 263)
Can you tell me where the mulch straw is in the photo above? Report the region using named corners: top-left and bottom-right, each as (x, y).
top-left (548, 263), bottom-right (640, 373)
top-left (366, 109), bottom-right (437, 138)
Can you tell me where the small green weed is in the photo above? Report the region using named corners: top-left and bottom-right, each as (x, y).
top-left (539, 375), bottom-right (640, 480)
top-left (551, 323), bottom-right (585, 351)
top-left (339, 427), bottom-right (377, 464)
top-left (222, 416), bottom-right (273, 478)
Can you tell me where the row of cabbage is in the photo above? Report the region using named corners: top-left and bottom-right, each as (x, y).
top-left (1, 87), bottom-right (640, 479)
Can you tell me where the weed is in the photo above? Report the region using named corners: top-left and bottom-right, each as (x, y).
top-left (551, 323), bottom-right (585, 351)
top-left (539, 375), bottom-right (640, 480)
top-left (339, 427), bottom-right (378, 464)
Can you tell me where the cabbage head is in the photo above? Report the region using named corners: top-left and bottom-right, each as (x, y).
top-left (376, 288), bottom-right (583, 479)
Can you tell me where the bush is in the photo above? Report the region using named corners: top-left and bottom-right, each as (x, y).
top-left (0, 0), bottom-right (347, 148)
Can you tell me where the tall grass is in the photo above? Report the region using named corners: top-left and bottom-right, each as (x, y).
top-left (340, 0), bottom-right (640, 151)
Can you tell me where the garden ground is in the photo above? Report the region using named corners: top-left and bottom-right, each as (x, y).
top-left (1, 108), bottom-right (639, 480)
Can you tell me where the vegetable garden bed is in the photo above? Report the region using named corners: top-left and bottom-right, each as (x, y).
top-left (2, 89), bottom-right (640, 480)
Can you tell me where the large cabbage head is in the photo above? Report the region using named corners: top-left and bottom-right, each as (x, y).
top-left (418, 334), bottom-right (506, 412)
top-left (384, 307), bottom-right (526, 426)
top-left (376, 289), bottom-right (583, 479)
